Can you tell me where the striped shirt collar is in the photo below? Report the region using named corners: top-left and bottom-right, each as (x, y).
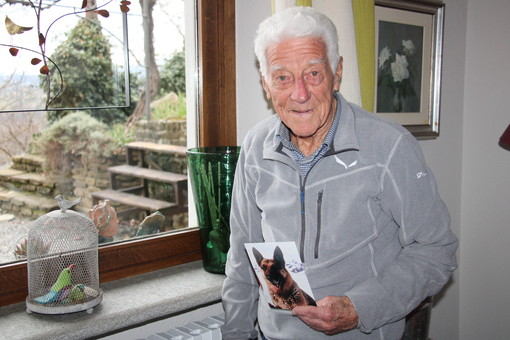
top-left (275, 93), bottom-right (341, 176)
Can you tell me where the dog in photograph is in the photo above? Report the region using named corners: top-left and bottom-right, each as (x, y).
top-left (252, 246), bottom-right (316, 309)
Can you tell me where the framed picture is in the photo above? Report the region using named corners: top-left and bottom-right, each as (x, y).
top-left (374, 0), bottom-right (444, 139)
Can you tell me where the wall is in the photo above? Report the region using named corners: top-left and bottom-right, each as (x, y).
top-left (134, 120), bottom-right (187, 146)
top-left (459, 0), bottom-right (510, 339)
top-left (235, 1), bottom-right (465, 339)
top-left (420, 0), bottom-right (466, 338)
top-left (235, 2), bottom-right (273, 141)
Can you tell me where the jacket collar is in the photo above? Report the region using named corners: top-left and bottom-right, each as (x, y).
top-left (330, 92), bottom-right (360, 154)
top-left (263, 92), bottom-right (360, 159)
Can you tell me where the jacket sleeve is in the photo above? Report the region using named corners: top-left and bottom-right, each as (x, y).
top-left (221, 146), bottom-right (264, 340)
top-left (345, 132), bottom-right (458, 333)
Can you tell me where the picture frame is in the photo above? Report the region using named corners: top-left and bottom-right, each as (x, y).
top-left (374, 0), bottom-right (444, 139)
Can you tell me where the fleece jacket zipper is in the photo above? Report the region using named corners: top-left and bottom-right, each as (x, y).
top-left (299, 178), bottom-right (324, 261)
top-left (299, 180), bottom-right (306, 263)
top-left (315, 189), bottom-right (324, 259)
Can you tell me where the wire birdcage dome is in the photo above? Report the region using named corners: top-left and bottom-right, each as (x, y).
top-left (26, 196), bottom-right (102, 314)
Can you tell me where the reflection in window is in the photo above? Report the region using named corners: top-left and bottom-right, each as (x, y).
top-left (0, 0), bottom-right (193, 265)
top-left (0, 0), bottom-right (130, 113)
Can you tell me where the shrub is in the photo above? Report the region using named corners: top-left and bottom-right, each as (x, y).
top-left (32, 111), bottom-right (124, 177)
top-left (160, 50), bottom-right (185, 96)
top-left (151, 92), bottom-right (186, 120)
top-left (44, 19), bottom-right (128, 124)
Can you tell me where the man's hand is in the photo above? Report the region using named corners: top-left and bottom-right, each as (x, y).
top-left (291, 296), bottom-right (359, 335)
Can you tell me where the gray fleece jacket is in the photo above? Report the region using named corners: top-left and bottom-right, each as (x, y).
top-left (221, 93), bottom-right (458, 340)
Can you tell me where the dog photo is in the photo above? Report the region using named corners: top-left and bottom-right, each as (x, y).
top-left (245, 242), bottom-right (316, 310)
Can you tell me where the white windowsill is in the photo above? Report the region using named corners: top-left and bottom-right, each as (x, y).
top-left (0, 261), bottom-right (225, 340)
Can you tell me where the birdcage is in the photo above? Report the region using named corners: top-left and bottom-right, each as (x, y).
top-left (25, 196), bottom-right (103, 314)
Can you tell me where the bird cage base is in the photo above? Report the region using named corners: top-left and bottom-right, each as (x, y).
top-left (26, 288), bottom-right (103, 315)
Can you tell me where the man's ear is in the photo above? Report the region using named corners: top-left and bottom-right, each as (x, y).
top-left (261, 74), bottom-right (271, 100)
top-left (333, 56), bottom-right (343, 92)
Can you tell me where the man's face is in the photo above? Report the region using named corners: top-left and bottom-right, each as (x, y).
top-left (262, 37), bottom-right (342, 141)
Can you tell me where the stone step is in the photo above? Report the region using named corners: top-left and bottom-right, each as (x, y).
top-left (11, 154), bottom-right (45, 173)
top-left (0, 188), bottom-right (59, 218)
top-left (0, 168), bottom-right (56, 196)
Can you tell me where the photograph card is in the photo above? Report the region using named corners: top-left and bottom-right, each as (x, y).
top-left (244, 242), bottom-right (316, 310)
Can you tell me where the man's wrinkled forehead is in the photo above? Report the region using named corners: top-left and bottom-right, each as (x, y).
top-left (268, 58), bottom-right (328, 74)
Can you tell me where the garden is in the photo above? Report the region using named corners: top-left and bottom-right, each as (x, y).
top-left (0, 0), bottom-right (188, 264)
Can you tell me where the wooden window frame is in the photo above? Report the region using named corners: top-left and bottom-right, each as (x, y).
top-left (0, 0), bottom-right (236, 307)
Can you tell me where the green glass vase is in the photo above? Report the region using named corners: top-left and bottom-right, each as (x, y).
top-left (187, 146), bottom-right (240, 274)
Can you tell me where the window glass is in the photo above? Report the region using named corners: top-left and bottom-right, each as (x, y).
top-left (0, 0), bottom-right (130, 112)
top-left (0, 0), bottom-right (193, 265)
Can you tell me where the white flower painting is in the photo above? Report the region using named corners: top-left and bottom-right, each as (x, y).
top-left (391, 52), bottom-right (410, 82)
top-left (376, 21), bottom-right (423, 113)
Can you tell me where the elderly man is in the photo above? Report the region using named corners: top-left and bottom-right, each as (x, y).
top-left (221, 6), bottom-right (457, 340)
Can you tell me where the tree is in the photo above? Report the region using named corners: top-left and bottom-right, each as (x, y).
top-left (44, 5), bottom-right (127, 124)
top-left (160, 49), bottom-right (185, 95)
top-left (126, 0), bottom-right (160, 128)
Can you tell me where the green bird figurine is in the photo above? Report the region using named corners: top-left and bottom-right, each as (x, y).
top-left (34, 264), bottom-right (75, 304)
top-left (65, 284), bottom-right (86, 303)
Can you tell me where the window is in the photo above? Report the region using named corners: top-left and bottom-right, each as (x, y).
top-left (0, 0), bottom-right (236, 306)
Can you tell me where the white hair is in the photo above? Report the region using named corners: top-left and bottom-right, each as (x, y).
top-left (254, 6), bottom-right (340, 79)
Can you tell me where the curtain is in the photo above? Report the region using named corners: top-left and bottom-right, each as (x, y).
top-left (353, 0), bottom-right (375, 112)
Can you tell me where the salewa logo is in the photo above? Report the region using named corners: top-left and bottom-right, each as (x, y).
top-left (416, 171), bottom-right (428, 179)
top-left (334, 156), bottom-right (358, 169)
